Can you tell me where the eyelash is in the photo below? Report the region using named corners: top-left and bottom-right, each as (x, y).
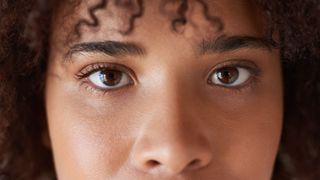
top-left (207, 60), bottom-right (261, 92)
top-left (76, 63), bottom-right (119, 79)
top-left (75, 63), bottom-right (136, 95)
top-left (75, 60), bottom-right (262, 94)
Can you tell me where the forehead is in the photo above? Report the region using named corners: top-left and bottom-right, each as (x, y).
top-left (51, 0), bottom-right (266, 47)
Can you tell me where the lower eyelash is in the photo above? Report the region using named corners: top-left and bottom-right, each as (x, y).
top-left (221, 72), bottom-right (261, 93)
top-left (76, 61), bottom-right (261, 95)
top-left (78, 74), bottom-right (134, 97)
top-left (207, 60), bottom-right (262, 92)
top-left (79, 80), bottom-right (112, 96)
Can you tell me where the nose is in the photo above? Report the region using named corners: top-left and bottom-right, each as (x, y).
top-left (130, 117), bottom-right (213, 175)
top-left (130, 90), bottom-right (213, 175)
top-left (131, 138), bottom-right (212, 175)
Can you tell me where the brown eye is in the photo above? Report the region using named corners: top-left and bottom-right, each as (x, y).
top-left (100, 69), bottom-right (122, 86)
top-left (216, 67), bottom-right (239, 84)
top-left (88, 68), bottom-right (132, 90)
top-left (209, 66), bottom-right (251, 87)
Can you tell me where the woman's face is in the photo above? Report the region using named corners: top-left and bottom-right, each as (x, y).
top-left (46, 0), bottom-right (283, 179)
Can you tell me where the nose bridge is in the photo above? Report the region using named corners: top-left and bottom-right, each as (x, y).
top-left (145, 71), bottom-right (200, 142)
top-left (130, 74), bottom-right (212, 175)
top-left (150, 65), bottom-right (197, 121)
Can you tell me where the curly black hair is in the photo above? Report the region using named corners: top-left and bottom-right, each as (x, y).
top-left (0, 0), bottom-right (319, 179)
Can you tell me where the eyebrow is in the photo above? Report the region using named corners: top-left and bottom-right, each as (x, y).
top-left (199, 35), bottom-right (278, 54)
top-left (65, 35), bottom-right (278, 61)
top-left (65, 41), bottom-right (145, 60)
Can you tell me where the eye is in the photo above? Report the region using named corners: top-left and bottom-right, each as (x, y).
top-left (88, 68), bottom-right (133, 90)
top-left (208, 66), bottom-right (251, 87)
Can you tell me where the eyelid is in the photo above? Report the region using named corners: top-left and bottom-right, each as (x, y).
top-left (207, 59), bottom-right (261, 77)
top-left (206, 59), bottom-right (262, 89)
top-left (88, 70), bottom-right (133, 90)
top-left (212, 59), bottom-right (260, 73)
top-left (75, 62), bottom-right (137, 82)
top-left (75, 62), bottom-right (138, 95)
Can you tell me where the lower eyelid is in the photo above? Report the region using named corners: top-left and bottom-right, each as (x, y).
top-left (76, 63), bottom-right (135, 79)
top-left (207, 67), bottom-right (261, 91)
top-left (79, 79), bottom-right (134, 97)
top-left (77, 61), bottom-right (261, 95)
top-left (206, 78), bottom-right (259, 95)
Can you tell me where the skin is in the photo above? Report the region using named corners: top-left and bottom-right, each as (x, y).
top-left (45, 0), bottom-right (283, 179)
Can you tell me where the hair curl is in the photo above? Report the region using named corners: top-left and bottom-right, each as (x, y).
top-left (0, 0), bottom-right (319, 179)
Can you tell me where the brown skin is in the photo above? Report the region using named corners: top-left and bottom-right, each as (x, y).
top-left (45, 0), bottom-right (283, 179)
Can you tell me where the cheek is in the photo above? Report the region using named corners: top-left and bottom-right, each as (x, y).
top-left (45, 76), bottom-right (137, 179)
top-left (195, 90), bottom-right (282, 178)
top-left (207, 74), bottom-right (283, 177)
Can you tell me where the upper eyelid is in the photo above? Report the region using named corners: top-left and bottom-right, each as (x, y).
top-left (203, 59), bottom-right (259, 79)
top-left (210, 59), bottom-right (261, 76)
top-left (212, 59), bottom-right (258, 69)
top-left (207, 68), bottom-right (259, 91)
top-left (76, 62), bottom-right (139, 83)
top-left (78, 65), bottom-right (136, 94)
top-left (76, 60), bottom-right (261, 88)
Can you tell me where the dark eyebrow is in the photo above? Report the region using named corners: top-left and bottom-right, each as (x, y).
top-left (199, 35), bottom-right (278, 54)
top-left (65, 41), bottom-right (145, 59)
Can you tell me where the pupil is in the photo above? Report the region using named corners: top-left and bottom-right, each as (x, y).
top-left (217, 67), bottom-right (239, 84)
top-left (100, 70), bottom-right (122, 86)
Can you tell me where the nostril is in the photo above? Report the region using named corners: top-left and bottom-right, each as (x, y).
top-left (187, 159), bottom-right (201, 169)
top-left (146, 160), bottom-right (161, 168)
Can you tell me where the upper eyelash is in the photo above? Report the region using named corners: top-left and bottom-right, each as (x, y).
top-left (75, 63), bottom-right (132, 80)
top-left (75, 63), bottom-right (135, 95)
top-left (206, 60), bottom-right (262, 91)
top-left (75, 64), bottom-right (109, 79)
top-left (76, 60), bottom-right (261, 94)
top-left (212, 60), bottom-right (261, 77)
